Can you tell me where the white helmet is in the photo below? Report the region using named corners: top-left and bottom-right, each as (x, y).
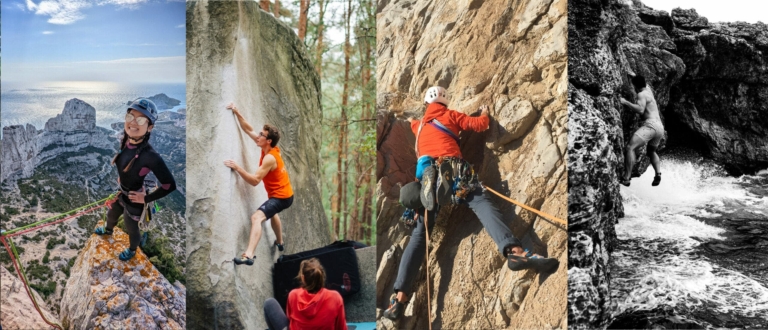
top-left (423, 86), bottom-right (448, 105)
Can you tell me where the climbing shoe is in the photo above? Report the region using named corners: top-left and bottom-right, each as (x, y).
top-left (233, 254), bottom-right (255, 266)
top-left (436, 161), bottom-right (453, 206)
top-left (274, 240), bottom-right (285, 252)
top-left (507, 249), bottom-right (559, 273)
top-left (652, 173), bottom-right (661, 186)
top-left (94, 226), bottom-right (113, 236)
top-left (620, 178), bottom-right (631, 187)
top-left (382, 296), bottom-right (405, 320)
top-left (119, 248), bottom-right (136, 261)
top-left (420, 166), bottom-right (436, 211)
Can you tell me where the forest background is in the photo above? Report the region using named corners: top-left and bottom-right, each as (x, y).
top-left (261, 0), bottom-right (376, 245)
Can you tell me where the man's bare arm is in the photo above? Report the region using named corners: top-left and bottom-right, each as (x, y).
top-left (227, 103), bottom-right (261, 142)
top-left (223, 155), bottom-right (275, 186)
top-left (620, 95), bottom-right (647, 114)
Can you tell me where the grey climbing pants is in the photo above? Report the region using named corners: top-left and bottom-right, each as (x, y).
top-left (393, 189), bottom-right (521, 296)
top-left (105, 197), bottom-right (143, 250)
top-left (264, 298), bottom-right (289, 330)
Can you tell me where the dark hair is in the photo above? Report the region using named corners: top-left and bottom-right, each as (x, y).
top-left (112, 130), bottom-right (151, 172)
top-left (263, 124), bottom-right (280, 147)
top-left (631, 75), bottom-right (647, 90)
top-left (296, 258), bottom-right (325, 294)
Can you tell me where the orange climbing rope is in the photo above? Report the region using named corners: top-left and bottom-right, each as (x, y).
top-left (483, 185), bottom-right (567, 229)
top-left (0, 194), bottom-right (117, 329)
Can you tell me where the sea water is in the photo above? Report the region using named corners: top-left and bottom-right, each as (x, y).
top-left (611, 157), bottom-right (768, 328)
top-left (1, 81), bottom-right (186, 130)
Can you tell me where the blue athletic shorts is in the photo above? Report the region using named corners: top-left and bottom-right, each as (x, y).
top-left (258, 196), bottom-right (294, 219)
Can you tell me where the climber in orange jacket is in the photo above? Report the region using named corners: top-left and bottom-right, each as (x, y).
top-left (383, 87), bottom-right (560, 320)
top-left (224, 103), bottom-right (294, 266)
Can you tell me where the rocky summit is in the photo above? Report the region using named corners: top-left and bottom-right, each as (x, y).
top-left (1, 98), bottom-right (114, 183)
top-left (568, 0), bottom-right (768, 328)
top-left (60, 225), bottom-right (186, 330)
top-left (377, 0), bottom-right (567, 328)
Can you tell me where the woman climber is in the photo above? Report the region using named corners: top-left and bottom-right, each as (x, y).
top-left (94, 98), bottom-right (177, 261)
top-left (263, 258), bottom-right (348, 330)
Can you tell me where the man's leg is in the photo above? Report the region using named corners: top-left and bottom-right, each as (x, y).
top-left (392, 206), bottom-right (438, 302)
top-left (647, 144), bottom-right (661, 175)
top-left (465, 189), bottom-right (521, 256)
top-left (271, 213), bottom-right (283, 246)
top-left (244, 210), bottom-right (268, 258)
top-left (623, 134), bottom-right (646, 182)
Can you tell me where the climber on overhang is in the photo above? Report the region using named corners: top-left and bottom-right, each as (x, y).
top-left (94, 98), bottom-right (177, 261)
top-left (382, 86), bottom-right (560, 320)
top-left (619, 74), bottom-right (664, 187)
top-left (224, 103), bottom-right (293, 266)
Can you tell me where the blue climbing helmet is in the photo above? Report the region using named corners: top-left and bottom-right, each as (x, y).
top-left (127, 98), bottom-right (158, 125)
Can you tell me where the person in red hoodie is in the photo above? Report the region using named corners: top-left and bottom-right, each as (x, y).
top-left (263, 258), bottom-right (347, 330)
top-left (383, 86), bottom-right (560, 320)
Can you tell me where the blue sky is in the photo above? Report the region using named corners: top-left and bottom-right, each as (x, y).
top-left (2, 0), bottom-right (185, 83)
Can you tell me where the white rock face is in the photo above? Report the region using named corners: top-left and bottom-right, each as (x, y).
top-left (186, 1), bottom-right (331, 329)
top-left (60, 227), bottom-right (186, 330)
top-left (1, 124), bottom-right (40, 182)
top-left (45, 98), bottom-right (96, 132)
top-left (1, 265), bottom-right (59, 330)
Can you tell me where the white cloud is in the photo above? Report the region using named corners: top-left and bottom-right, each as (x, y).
top-left (4, 56), bottom-right (186, 83)
top-left (27, 0), bottom-right (149, 25)
top-left (176, 24), bottom-right (184, 28)
top-left (42, 31), bottom-right (54, 34)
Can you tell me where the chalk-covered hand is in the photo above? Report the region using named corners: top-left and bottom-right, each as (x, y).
top-left (224, 159), bottom-right (241, 172)
top-left (226, 103), bottom-right (239, 113)
top-left (479, 105), bottom-right (489, 116)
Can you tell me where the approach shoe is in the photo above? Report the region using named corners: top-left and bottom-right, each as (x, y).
top-left (119, 248), bottom-right (136, 261)
top-left (619, 178), bottom-right (631, 187)
top-left (507, 249), bottom-right (559, 273)
top-left (652, 173), bottom-right (661, 186)
top-left (233, 254), bottom-right (255, 266)
top-left (94, 226), bottom-right (113, 236)
top-left (420, 166), bottom-right (436, 212)
top-left (274, 240), bottom-right (285, 252)
top-left (382, 296), bottom-right (405, 321)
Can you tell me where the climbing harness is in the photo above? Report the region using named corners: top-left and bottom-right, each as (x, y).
top-left (0, 193), bottom-right (118, 330)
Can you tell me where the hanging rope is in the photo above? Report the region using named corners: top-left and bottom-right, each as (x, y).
top-left (0, 192), bottom-right (118, 329)
top-left (483, 185), bottom-right (567, 229)
top-left (424, 208), bottom-right (432, 330)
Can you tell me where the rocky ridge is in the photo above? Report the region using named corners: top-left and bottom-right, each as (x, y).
top-left (60, 225), bottom-right (186, 329)
top-left (377, 0), bottom-right (567, 328)
top-left (568, 0), bottom-right (768, 328)
top-left (0, 265), bottom-right (58, 330)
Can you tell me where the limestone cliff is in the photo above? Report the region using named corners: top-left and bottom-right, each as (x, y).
top-left (0, 266), bottom-right (58, 330)
top-left (377, 0), bottom-right (568, 328)
top-left (568, 0), bottom-right (768, 328)
top-left (1, 99), bottom-right (114, 183)
top-left (60, 226), bottom-right (186, 329)
top-left (186, 1), bottom-right (332, 329)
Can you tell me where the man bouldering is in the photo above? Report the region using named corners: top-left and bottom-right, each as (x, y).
top-left (620, 75), bottom-right (664, 187)
top-left (382, 87), bottom-right (559, 320)
top-left (224, 103), bottom-right (294, 266)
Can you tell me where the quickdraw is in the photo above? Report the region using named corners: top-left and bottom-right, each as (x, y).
top-left (436, 157), bottom-right (481, 205)
top-left (399, 208), bottom-right (419, 229)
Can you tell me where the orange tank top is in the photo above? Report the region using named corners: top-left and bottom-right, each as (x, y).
top-left (260, 146), bottom-right (294, 199)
